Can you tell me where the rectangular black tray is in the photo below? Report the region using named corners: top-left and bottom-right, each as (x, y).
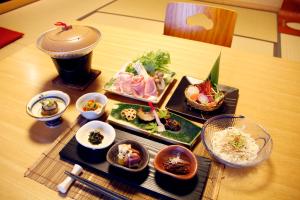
top-left (59, 126), bottom-right (211, 200)
top-left (166, 76), bottom-right (239, 123)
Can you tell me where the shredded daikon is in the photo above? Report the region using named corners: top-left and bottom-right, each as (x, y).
top-left (211, 127), bottom-right (259, 165)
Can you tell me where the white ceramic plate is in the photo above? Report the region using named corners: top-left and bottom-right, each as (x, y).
top-left (104, 64), bottom-right (175, 104)
top-left (75, 121), bottom-right (116, 150)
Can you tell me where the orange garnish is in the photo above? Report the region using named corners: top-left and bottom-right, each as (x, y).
top-left (190, 94), bottom-right (198, 101)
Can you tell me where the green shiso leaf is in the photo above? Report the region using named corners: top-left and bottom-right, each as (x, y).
top-left (206, 52), bottom-right (221, 90)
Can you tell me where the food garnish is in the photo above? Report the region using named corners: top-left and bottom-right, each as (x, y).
top-left (144, 122), bottom-right (158, 133)
top-left (88, 130), bottom-right (104, 145)
top-left (82, 99), bottom-right (102, 111)
top-left (185, 53), bottom-right (224, 111)
top-left (163, 153), bottom-right (190, 175)
top-left (41, 99), bottom-right (58, 116)
top-left (211, 127), bottom-right (259, 164)
top-left (157, 109), bottom-right (171, 119)
top-left (127, 50), bottom-right (171, 75)
top-left (121, 108), bottom-right (137, 121)
top-left (117, 144), bottom-right (141, 168)
top-left (137, 108), bottom-right (155, 122)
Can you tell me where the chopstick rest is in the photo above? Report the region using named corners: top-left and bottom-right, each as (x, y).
top-left (57, 164), bottom-right (83, 193)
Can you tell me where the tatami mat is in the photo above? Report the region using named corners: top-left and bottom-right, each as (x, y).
top-left (82, 11), bottom-right (274, 57)
top-left (281, 33), bottom-right (300, 62)
top-left (83, 11), bottom-right (164, 34)
top-left (99, 0), bottom-right (278, 42)
top-left (0, 0), bottom-right (289, 61)
top-left (0, 0), bottom-right (113, 58)
top-left (232, 36), bottom-right (274, 57)
top-left (0, 0), bottom-right (113, 44)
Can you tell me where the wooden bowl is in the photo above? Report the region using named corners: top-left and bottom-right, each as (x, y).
top-left (153, 145), bottom-right (198, 180)
top-left (106, 140), bottom-right (150, 172)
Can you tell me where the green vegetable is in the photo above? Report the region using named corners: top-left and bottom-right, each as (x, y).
top-left (158, 109), bottom-right (170, 119)
top-left (144, 122), bottom-right (158, 133)
top-left (206, 52), bottom-right (221, 91)
top-left (133, 50), bottom-right (171, 76)
top-left (88, 130), bottom-right (104, 145)
top-left (125, 63), bottom-right (138, 75)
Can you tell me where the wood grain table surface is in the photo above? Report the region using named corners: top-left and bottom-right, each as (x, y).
top-left (0, 24), bottom-right (299, 200)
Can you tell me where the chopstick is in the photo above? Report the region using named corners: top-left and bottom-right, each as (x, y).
top-left (64, 171), bottom-right (129, 200)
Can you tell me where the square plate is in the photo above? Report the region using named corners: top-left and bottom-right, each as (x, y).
top-left (108, 103), bottom-right (202, 149)
top-left (166, 76), bottom-right (239, 122)
top-left (104, 65), bottom-right (175, 104)
top-left (59, 125), bottom-right (211, 200)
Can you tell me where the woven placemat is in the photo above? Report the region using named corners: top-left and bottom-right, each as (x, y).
top-left (24, 116), bottom-right (224, 200)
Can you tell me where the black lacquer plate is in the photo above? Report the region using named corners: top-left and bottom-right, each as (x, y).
top-left (60, 126), bottom-right (211, 200)
top-left (166, 76), bottom-right (239, 123)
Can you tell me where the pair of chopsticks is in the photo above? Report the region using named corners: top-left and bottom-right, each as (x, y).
top-left (65, 171), bottom-right (129, 200)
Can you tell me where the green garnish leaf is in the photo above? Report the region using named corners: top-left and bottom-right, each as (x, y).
top-left (104, 78), bottom-right (116, 89)
top-left (133, 50), bottom-right (171, 76)
top-left (229, 135), bottom-right (245, 150)
top-left (158, 109), bottom-right (170, 119)
top-left (206, 52), bottom-right (221, 90)
top-left (125, 63), bottom-right (138, 75)
top-left (144, 122), bottom-right (158, 133)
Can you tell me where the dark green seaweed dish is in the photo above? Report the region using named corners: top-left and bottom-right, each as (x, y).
top-left (108, 103), bottom-right (201, 148)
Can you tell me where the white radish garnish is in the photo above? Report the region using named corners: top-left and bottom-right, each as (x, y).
top-left (198, 93), bottom-right (209, 104)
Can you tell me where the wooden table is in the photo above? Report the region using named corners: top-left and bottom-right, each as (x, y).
top-left (0, 24), bottom-right (299, 200)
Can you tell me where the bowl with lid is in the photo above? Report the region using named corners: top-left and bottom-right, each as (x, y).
top-left (37, 22), bottom-right (101, 83)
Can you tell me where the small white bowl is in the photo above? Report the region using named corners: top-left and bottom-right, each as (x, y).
top-left (76, 93), bottom-right (108, 120)
top-left (75, 121), bottom-right (116, 150)
top-left (26, 90), bottom-right (70, 122)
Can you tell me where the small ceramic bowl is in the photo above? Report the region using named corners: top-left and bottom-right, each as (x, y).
top-left (76, 93), bottom-right (108, 120)
top-left (75, 121), bottom-right (116, 150)
top-left (106, 140), bottom-right (150, 172)
top-left (26, 90), bottom-right (70, 126)
top-left (154, 145), bottom-right (198, 180)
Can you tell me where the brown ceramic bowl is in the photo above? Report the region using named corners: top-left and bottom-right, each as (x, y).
top-left (106, 140), bottom-right (149, 172)
top-left (153, 145), bottom-right (198, 180)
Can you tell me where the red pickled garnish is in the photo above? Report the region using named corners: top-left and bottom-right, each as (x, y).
top-left (196, 80), bottom-right (212, 96)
